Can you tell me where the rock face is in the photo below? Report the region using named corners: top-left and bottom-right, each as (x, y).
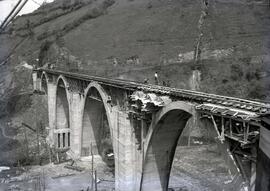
top-left (0, 0), bottom-right (269, 164)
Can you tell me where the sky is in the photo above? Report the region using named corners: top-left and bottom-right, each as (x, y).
top-left (0, 0), bottom-right (54, 24)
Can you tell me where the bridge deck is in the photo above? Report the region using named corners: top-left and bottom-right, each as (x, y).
top-left (35, 68), bottom-right (270, 114)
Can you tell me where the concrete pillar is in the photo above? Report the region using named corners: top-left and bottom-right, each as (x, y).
top-left (256, 126), bottom-right (270, 191)
top-left (137, 119), bottom-right (147, 188)
top-left (69, 92), bottom-right (84, 157)
top-left (112, 109), bottom-right (138, 191)
top-left (32, 72), bottom-right (38, 91)
top-left (60, 133), bottom-right (63, 148)
top-left (47, 82), bottom-right (57, 146)
top-left (37, 78), bottom-right (42, 91)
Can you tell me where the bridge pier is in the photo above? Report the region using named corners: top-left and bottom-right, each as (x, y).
top-left (47, 82), bottom-right (57, 146)
top-left (112, 109), bottom-right (139, 191)
top-left (46, 77), bottom-right (85, 157)
top-left (69, 92), bottom-right (84, 157)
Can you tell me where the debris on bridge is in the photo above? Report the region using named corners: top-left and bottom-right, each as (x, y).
top-left (129, 91), bottom-right (172, 112)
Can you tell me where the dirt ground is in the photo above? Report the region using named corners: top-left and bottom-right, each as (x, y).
top-left (0, 155), bottom-right (114, 191)
top-left (0, 144), bottom-right (248, 191)
top-left (169, 144), bottom-right (246, 191)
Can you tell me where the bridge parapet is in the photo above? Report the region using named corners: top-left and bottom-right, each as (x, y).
top-left (33, 68), bottom-right (270, 114)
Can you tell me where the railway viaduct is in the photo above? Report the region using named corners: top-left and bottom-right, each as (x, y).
top-left (32, 68), bottom-right (270, 191)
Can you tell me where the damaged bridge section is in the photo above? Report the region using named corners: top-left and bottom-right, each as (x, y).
top-left (32, 68), bottom-right (270, 191)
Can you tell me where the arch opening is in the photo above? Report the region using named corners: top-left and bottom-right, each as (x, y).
top-left (81, 87), bottom-right (114, 169)
top-left (41, 75), bottom-right (48, 94)
top-left (141, 109), bottom-right (192, 191)
top-left (55, 78), bottom-right (70, 149)
top-left (168, 115), bottom-right (248, 190)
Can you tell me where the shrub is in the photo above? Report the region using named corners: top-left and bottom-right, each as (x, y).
top-left (247, 82), bottom-right (266, 100)
top-left (147, 2), bottom-right (153, 9)
top-left (230, 64), bottom-right (243, 80)
top-left (62, 0), bottom-right (71, 10)
top-left (103, 0), bottom-right (115, 8)
top-left (222, 79), bottom-right (228, 84)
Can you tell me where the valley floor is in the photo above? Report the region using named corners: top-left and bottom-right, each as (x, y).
top-left (0, 144), bottom-right (247, 191)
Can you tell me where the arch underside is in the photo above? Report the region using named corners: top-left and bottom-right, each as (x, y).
top-left (41, 73), bottom-right (48, 94)
top-left (55, 79), bottom-right (70, 148)
top-left (56, 84), bottom-right (69, 129)
top-left (81, 87), bottom-right (114, 167)
top-left (141, 109), bottom-right (191, 191)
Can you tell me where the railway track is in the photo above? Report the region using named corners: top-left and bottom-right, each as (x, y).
top-left (36, 68), bottom-right (270, 114)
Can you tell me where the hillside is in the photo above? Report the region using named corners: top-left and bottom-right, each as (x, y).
top-left (0, 0), bottom-right (270, 164)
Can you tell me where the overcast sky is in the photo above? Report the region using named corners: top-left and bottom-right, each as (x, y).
top-left (0, 0), bottom-right (54, 24)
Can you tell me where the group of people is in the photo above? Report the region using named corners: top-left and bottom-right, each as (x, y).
top-left (143, 72), bottom-right (171, 87)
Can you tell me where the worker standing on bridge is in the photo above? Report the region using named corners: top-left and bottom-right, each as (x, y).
top-left (154, 72), bottom-right (159, 85)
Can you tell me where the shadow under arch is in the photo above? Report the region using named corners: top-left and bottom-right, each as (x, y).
top-left (81, 82), bottom-right (115, 168)
top-left (55, 75), bottom-right (70, 148)
top-left (141, 101), bottom-right (194, 191)
top-left (40, 72), bottom-right (48, 94)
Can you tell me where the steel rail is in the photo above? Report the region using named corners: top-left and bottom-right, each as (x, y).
top-left (136, 84), bottom-right (270, 112)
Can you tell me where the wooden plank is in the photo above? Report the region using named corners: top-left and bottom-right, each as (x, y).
top-left (64, 165), bottom-right (84, 172)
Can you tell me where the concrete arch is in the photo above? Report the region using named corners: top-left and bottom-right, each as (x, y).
top-left (81, 82), bottom-right (115, 164)
top-left (40, 72), bottom-right (49, 82)
top-left (55, 76), bottom-right (70, 129)
top-left (83, 82), bottom-right (112, 117)
top-left (55, 75), bottom-right (71, 148)
top-left (56, 75), bottom-right (70, 100)
top-left (141, 101), bottom-right (194, 191)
